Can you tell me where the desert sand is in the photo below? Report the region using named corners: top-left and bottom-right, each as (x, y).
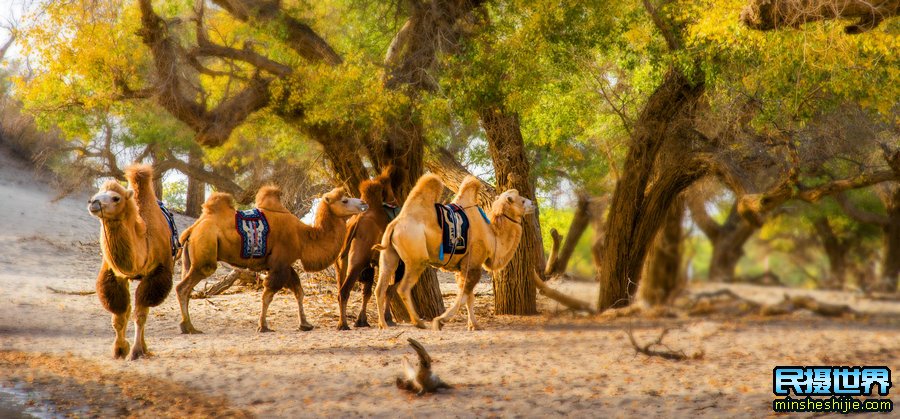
top-left (1, 148), bottom-right (898, 418)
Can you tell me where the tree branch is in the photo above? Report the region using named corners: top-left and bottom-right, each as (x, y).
top-left (835, 192), bottom-right (890, 226)
top-left (211, 0), bottom-right (343, 65)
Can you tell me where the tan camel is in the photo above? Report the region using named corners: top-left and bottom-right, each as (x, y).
top-left (177, 186), bottom-right (367, 333)
top-left (335, 166), bottom-right (403, 330)
top-left (88, 164), bottom-right (175, 360)
top-left (374, 174), bottom-right (535, 330)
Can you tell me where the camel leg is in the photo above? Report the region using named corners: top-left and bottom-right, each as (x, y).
top-left (375, 246), bottom-right (401, 330)
top-left (257, 288), bottom-right (276, 333)
top-left (176, 245), bottom-right (215, 334)
top-left (287, 269), bottom-right (314, 331)
top-left (355, 268), bottom-right (375, 328)
top-left (96, 265), bottom-right (131, 359)
top-left (130, 263), bottom-right (173, 359)
top-left (111, 308), bottom-right (130, 359)
top-left (463, 269), bottom-right (482, 331)
top-left (465, 291), bottom-right (480, 331)
top-left (258, 266), bottom-right (288, 333)
top-left (129, 305), bottom-right (150, 360)
top-left (338, 264), bottom-right (364, 331)
top-left (397, 263), bottom-right (427, 329)
top-left (432, 292), bottom-right (466, 331)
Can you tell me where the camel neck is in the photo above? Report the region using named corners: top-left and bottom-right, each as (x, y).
top-left (296, 201), bottom-right (346, 272)
top-left (487, 212), bottom-right (524, 270)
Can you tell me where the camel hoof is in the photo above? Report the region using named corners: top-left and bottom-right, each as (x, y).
top-left (354, 319), bottom-right (370, 328)
top-left (180, 322), bottom-right (204, 334)
top-left (414, 321), bottom-right (428, 330)
top-left (377, 322), bottom-right (389, 330)
top-left (257, 326), bottom-right (274, 333)
top-left (298, 324), bottom-right (314, 332)
top-left (467, 323), bottom-right (481, 331)
top-left (128, 347), bottom-right (146, 361)
top-left (432, 319), bottom-right (444, 331)
top-left (113, 341), bottom-right (130, 359)
top-left (337, 323), bottom-right (351, 331)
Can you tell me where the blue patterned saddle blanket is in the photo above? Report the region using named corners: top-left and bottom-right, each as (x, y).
top-left (434, 203), bottom-right (469, 260)
top-left (157, 201), bottom-right (180, 257)
top-left (235, 209), bottom-right (269, 259)
top-left (383, 203), bottom-right (401, 222)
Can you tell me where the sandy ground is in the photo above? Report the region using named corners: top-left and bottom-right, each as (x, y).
top-left (1, 148), bottom-right (898, 418)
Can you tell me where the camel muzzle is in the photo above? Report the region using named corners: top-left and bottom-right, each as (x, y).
top-left (359, 203), bottom-right (369, 212)
top-left (89, 200), bottom-right (102, 214)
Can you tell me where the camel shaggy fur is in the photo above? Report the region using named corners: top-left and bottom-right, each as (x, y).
top-left (88, 164), bottom-right (175, 360)
top-left (374, 174), bottom-right (535, 330)
top-left (335, 166), bottom-right (404, 330)
top-left (178, 186), bottom-right (367, 334)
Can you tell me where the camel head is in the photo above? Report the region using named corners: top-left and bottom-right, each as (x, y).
top-left (323, 187), bottom-right (369, 217)
top-left (491, 189), bottom-right (535, 223)
top-left (88, 180), bottom-right (135, 220)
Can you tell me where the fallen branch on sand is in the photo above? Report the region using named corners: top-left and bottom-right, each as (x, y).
top-left (46, 286), bottom-right (94, 296)
top-left (531, 270), bottom-right (596, 314)
top-left (192, 269), bottom-right (260, 298)
top-left (690, 289), bottom-right (858, 317)
top-left (625, 327), bottom-right (702, 361)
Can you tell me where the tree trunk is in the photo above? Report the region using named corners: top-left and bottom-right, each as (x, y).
top-left (480, 106), bottom-right (540, 315)
top-left (639, 196), bottom-right (686, 305)
top-left (814, 218), bottom-right (849, 290)
top-left (546, 195), bottom-right (592, 276)
top-left (597, 69), bottom-right (705, 311)
top-left (880, 187), bottom-right (900, 292)
top-left (185, 147), bottom-right (206, 217)
top-left (708, 206), bottom-right (757, 282)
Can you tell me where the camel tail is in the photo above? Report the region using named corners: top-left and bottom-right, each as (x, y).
top-left (124, 164), bottom-right (156, 207)
top-left (340, 218), bottom-right (360, 259)
top-left (181, 240), bottom-right (192, 273)
top-left (405, 174), bottom-right (443, 207)
top-left (372, 221), bottom-right (396, 253)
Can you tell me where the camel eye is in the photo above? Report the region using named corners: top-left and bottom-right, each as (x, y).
top-left (342, 199), bottom-right (348, 204)
top-left (112, 196), bottom-right (120, 202)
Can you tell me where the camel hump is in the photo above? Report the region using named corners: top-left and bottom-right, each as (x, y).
top-left (255, 185), bottom-right (288, 212)
top-left (454, 176), bottom-right (482, 207)
top-left (124, 164), bottom-right (155, 205)
top-left (378, 165), bottom-right (406, 189)
top-left (406, 174), bottom-right (443, 205)
top-left (202, 192), bottom-right (235, 215)
top-left (359, 179), bottom-right (384, 206)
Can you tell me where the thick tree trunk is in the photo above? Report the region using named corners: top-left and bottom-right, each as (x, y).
top-left (639, 196), bottom-right (686, 305)
top-left (546, 195), bottom-right (592, 276)
top-left (880, 187), bottom-right (900, 291)
top-left (814, 218), bottom-right (849, 289)
top-left (708, 207), bottom-right (757, 282)
top-left (597, 69), bottom-right (705, 311)
top-left (480, 107), bottom-right (540, 315)
top-left (185, 147), bottom-right (206, 217)
top-left (314, 129), bottom-right (370, 197)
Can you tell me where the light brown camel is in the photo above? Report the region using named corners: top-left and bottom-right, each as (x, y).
top-left (335, 166), bottom-right (404, 330)
top-left (177, 186), bottom-right (367, 333)
top-left (88, 164), bottom-right (175, 360)
top-left (374, 174), bottom-right (535, 330)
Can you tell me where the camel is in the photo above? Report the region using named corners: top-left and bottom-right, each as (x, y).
top-left (177, 186), bottom-right (368, 334)
top-left (374, 174), bottom-right (535, 331)
top-left (88, 164), bottom-right (175, 360)
top-left (335, 166), bottom-right (404, 330)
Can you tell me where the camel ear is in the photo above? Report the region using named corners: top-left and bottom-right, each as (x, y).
top-left (125, 189), bottom-right (135, 200)
top-left (323, 195), bottom-right (332, 204)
